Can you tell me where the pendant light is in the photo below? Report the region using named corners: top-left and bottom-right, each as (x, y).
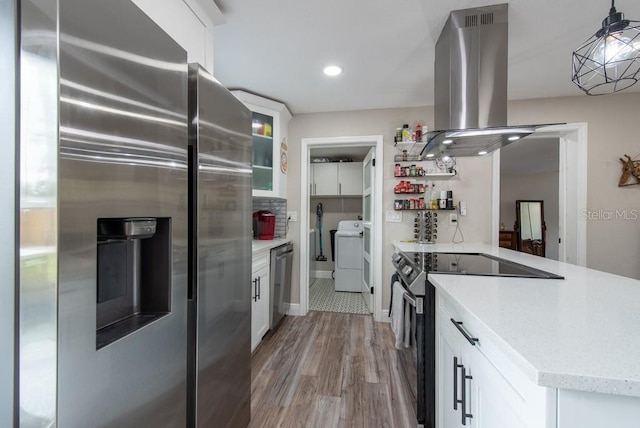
top-left (572, 0), bottom-right (640, 95)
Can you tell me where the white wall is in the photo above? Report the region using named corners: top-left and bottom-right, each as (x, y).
top-left (286, 91), bottom-right (640, 312)
top-left (132, 0), bottom-right (224, 73)
top-left (501, 172), bottom-right (560, 260)
top-left (288, 106), bottom-right (494, 311)
top-left (509, 93), bottom-right (640, 279)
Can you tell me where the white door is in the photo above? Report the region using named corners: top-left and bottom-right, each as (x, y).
top-left (361, 149), bottom-right (374, 312)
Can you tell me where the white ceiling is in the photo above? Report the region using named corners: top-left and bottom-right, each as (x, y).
top-left (212, 0), bottom-right (640, 114)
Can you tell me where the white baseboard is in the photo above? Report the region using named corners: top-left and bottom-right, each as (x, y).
top-left (378, 309), bottom-right (391, 323)
top-left (312, 270), bottom-right (333, 280)
top-left (286, 303), bottom-right (301, 316)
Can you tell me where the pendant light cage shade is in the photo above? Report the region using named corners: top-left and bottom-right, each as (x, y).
top-left (572, 11), bottom-right (640, 95)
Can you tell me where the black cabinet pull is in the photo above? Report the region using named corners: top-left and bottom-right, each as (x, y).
top-left (461, 366), bottom-right (473, 425)
top-left (451, 318), bottom-right (479, 346)
top-left (453, 356), bottom-right (463, 410)
top-left (252, 278), bottom-right (258, 302)
top-left (257, 276), bottom-right (261, 300)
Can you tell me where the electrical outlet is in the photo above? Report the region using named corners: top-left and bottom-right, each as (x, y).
top-left (287, 211), bottom-right (297, 222)
top-left (449, 213), bottom-right (458, 225)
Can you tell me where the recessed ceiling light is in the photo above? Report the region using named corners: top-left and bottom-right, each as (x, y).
top-left (508, 136), bottom-right (520, 141)
top-left (478, 150), bottom-right (488, 155)
top-left (426, 153), bottom-right (435, 158)
top-left (323, 65), bottom-right (342, 76)
top-left (442, 139), bottom-right (453, 145)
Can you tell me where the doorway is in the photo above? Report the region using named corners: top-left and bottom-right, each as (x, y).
top-left (500, 137), bottom-right (560, 260)
top-left (299, 135), bottom-right (384, 321)
top-left (492, 123), bottom-right (588, 266)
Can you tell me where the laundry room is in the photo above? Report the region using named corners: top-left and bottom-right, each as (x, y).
top-left (307, 144), bottom-right (373, 314)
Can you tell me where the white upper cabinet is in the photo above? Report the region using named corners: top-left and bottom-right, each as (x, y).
top-left (232, 91), bottom-right (291, 199)
top-left (310, 162), bottom-right (362, 197)
top-left (338, 162), bottom-right (363, 196)
top-left (310, 163), bottom-right (337, 196)
top-left (131, 0), bottom-right (224, 72)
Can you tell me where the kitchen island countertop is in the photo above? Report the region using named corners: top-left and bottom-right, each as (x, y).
top-left (393, 241), bottom-right (640, 398)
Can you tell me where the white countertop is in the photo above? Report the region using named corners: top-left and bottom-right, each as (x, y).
top-left (393, 241), bottom-right (640, 398)
top-left (252, 238), bottom-right (290, 254)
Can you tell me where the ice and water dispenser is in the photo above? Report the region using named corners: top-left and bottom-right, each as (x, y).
top-left (96, 217), bottom-right (171, 349)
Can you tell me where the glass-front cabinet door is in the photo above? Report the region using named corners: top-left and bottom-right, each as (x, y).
top-left (231, 90), bottom-right (291, 199)
top-left (251, 112), bottom-right (274, 191)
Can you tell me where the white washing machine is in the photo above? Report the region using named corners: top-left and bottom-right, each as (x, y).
top-left (334, 220), bottom-right (363, 292)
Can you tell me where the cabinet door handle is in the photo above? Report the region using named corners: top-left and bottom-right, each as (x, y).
top-left (257, 276), bottom-right (261, 300)
top-left (252, 278), bottom-right (258, 302)
top-left (314, 183), bottom-right (317, 194)
top-left (339, 182), bottom-right (342, 195)
top-left (461, 366), bottom-right (473, 425)
top-left (451, 318), bottom-right (479, 346)
top-left (453, 356), bottom-right (462, 410)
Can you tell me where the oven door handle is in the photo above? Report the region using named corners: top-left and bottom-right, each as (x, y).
top-left (403, 292), bottom-right (416, 307)
top-left (451, 318), bottom-right (479, 346)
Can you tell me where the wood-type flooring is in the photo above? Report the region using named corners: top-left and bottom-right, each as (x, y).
top-left (249, 311), bottom-right (417, 427)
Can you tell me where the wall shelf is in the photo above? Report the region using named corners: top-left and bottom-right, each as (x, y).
top-left (394, 172), bottom-right (456, 179)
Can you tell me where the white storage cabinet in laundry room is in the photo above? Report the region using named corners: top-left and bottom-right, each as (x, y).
top-left (251, 250), bottom-right (270, 352)
top-left (334, 221), bottom-right (363, 292)
top-left (310, 162), bottom-right (363, 196)
top-left (337, 162), bottom-right (363, 196)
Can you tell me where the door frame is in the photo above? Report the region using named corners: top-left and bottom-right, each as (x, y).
top-left (491, 123), bottom-right (588, 266)
top-left (360, 147), bottom-right (376, 312)
top-left (299, 135), bottom-right (384, 321)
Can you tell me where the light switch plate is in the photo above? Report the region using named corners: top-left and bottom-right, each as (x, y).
top-left (459, 201), bottom-right (467, 216)
top-left (287, 211), bottom-right (297, 222)
top-left (386, 211), bottom-right (402, 223)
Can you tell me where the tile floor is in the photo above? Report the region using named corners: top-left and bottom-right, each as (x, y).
top-left (309, 278), bottom-right (369, 314)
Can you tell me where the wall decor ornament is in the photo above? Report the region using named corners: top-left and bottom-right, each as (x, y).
top-left (280, 137), bottom-right (288, 174)
top-left (618, 154), bottom-right (640, 186)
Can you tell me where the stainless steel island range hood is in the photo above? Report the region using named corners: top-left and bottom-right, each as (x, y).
top-left (421, 3), bottom-right (560, 158)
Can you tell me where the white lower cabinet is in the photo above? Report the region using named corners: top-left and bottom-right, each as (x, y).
top-left (436, 293), bottom-right (554, 428)
top-left (251, 252), bottom-right (270, 353)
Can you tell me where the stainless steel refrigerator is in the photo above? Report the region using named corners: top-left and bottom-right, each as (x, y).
top-left (186, 64), bottom-right (252, 428)
top-left (17, 0), bottom-right (251, 426)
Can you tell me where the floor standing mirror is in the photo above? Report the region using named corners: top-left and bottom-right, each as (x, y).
top-left (515, 200), bottom-right (546, 257)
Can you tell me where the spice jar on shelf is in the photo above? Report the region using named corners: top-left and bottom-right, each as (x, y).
top-left (402, 150), bottom-right (408, 161)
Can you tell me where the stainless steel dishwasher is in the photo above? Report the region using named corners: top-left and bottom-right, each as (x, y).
top-left (270, 242), bottom-right (293, 330)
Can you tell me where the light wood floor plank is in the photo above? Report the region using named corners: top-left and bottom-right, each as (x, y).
top-left (249, 311), bottom-right (416, 427)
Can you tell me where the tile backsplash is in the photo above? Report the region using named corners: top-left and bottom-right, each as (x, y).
top-left (252, 197), bottom-right (287, 239)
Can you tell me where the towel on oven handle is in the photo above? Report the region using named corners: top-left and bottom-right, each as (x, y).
top-left (391, 281), bottom-right (407, 349)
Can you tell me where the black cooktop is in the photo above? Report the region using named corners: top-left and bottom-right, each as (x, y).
top-left (427, 252), bottom-right (563, 279)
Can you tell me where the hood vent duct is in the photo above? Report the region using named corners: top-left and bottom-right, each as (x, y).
top-left (421, 3), bottom-right (561, 158)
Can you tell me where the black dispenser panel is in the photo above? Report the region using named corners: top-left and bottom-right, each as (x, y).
top-left (96, 217), bottom-right (171, 349)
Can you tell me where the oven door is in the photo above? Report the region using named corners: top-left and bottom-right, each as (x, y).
top-left (395, 283), bottom-right (432, 427)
